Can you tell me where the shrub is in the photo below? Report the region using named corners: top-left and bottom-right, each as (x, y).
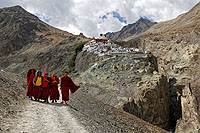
top-left (68, 41), bottom-right (88, 71)
top-left (75, 41), bottom-right (87, 54)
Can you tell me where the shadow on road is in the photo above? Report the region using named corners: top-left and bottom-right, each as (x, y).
top-left (31, 100), bottom-right (79, 111)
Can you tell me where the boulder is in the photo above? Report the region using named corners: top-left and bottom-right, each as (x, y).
top-left (123, 75), bottom-right (170, 128)
top-left (176, 79), bottom-right (200, 133)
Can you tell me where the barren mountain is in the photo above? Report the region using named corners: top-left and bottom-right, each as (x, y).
top-left (0, 5), bottom-right (88, 74)
top-left (122, 2), bottom-right (200, 132)
top-left (123, 2), bottom-right (200, 80)
top-left (1, 3), bottom-right (199, 132)
top-left (105, 18), bottom-right (156, 41)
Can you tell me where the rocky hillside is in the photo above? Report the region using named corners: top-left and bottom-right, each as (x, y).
top-left (122, 2), bottom-right (200, 132)
top-left (73, 2), bottom-right (200, 132)
top-left (0, 6), bottom-right (88, 74)
top-left (0, 71), bottom-right (26, 123)
top-left (0, 6), bottom-right (47, 57)
top-left (123, 2), bottom-right (200, 81)
top-left (75, 51), bottom-right (171, 129)
top-left (175, 48), bottom-right (200, 132)
top-left (105, 18), bottom-right (156, 41)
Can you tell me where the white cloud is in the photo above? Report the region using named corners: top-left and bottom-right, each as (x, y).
top-left (0, 0), bottom-right (199, 37)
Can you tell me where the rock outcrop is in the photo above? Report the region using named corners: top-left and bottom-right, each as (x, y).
top-left (75, 52), bottom-right (170, 128)
top-left (175, 48), bottom-right (200, 132)
top-left (122, 2), bottom-right (200, 131)
top-left (123, 75), bottom-right (170, 128)
top-left (176, 79), bottom-right (200, 133)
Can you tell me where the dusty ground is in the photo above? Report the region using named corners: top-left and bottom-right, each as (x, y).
top-left (3, 100), bottom-right (88, 133)
top-left (0, 71), bottom-right (26, 125)
top-left (1, 86), bottom-right (167, 133)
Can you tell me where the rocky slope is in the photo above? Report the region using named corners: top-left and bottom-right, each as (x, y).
top-left (0, 71), bottom-right (26, 125)
top-left (75, 50), bottom-right (103, 73)
top-left (175, 48), bottom-right (200, 132)
top-left (0, 6), bottom-right (88, 74)
top-left (124, 2), bottom-right (200, 80)
top-left (75, 52), bottom-right (171, 129)
top-left (122, 2), bottom-right (200, 132)
top-left (105, 18), bottom-right (156, 41)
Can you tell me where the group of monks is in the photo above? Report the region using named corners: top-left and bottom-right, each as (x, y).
top-left (26, 68), bottom-right (79, 104)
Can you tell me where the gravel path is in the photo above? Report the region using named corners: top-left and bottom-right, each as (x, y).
top-left (1, 87), bottom-right (167, 133)
top-left (2, 88), bottom-right (88, 133)
top-left (12, 101), bottom-right (88, 133)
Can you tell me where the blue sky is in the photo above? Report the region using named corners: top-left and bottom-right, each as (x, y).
top-left (0, 0), bottom-right (199, 37)
top-left (112, 11), bottom-right (127, 24)
top-left (35, 13), bottom-right (51, 23)
top-left (100, 11), bottom-right (127, 24)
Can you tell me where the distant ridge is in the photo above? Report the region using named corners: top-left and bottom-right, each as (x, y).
top-left (105, 17), bottom-right (156, 41)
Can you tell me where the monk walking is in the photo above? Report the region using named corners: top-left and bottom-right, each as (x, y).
top-left (33, 71), bottom-right (43, 101)
top-left (50, 72), bottom-right (59, 103)
top-left (26, 68), bottom-right (36, 100)
top-left (61, 71), bottom-right (80, 104)
top-left (41, 72), bottom-right (51, 103)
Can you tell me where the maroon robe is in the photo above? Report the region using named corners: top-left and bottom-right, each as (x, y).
top-left (33, 86), bottom-right (42, 99)
top-left (41, 77), bottom-right (51, 100)
top-left (26, 68), bottom-right (36, 96)
top-left (26, 74), bottom-right (35, 96)
top-left (50, 76), bottom-right (59, 100)
top-left (33, 76), bottom-right (43, 99)
top-left (61, 76), bottom-right (79, 101)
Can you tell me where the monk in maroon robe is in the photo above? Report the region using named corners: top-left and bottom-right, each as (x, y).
top-left (26, 68), bottom-right (36, 100)
top-left (41, 72), bottom-right (51, 103)
top-left (61, 72), bottom-right (80, 104)
top-left (33, 71), bottom-right (43, 101)
top-left (50, 72), bottom-right (59, 103)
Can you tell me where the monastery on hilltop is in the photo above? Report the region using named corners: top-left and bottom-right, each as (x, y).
top-left (83, 34), bottom-right (140, 56)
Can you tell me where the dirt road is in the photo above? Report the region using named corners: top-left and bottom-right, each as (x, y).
top-left (1, 87), bottom-right (167, 133)
top-left (11, 101), bottom-right (88, 133)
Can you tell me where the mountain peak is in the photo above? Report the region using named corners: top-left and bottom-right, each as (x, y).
top-left (0, 5), bottom-right (47, 57)
top-left (1, 5), bottom-right (26, 12)
top-left (105, 17), bottom-right (156, 41)
top-left (138, 17), bottom-right (146, 21)
top-left (138, 16), bottom-right (155, 23)
top-left (10, 5), bottom-right (23, 9)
